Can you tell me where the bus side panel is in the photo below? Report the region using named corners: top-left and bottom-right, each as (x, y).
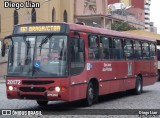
top-left (134, 60), bottom-right (149, 81)
top-left (144, 59), bottom-right (157, 86)
top-left (87, 61), bottom-right (128, 96)
top-left (126, 78), bottom-right (136, 90)
top-left (125, 60), bottom-right (136, 90)
top-left (69, 71), bottom-right (88, 101)
top-left (142, 76), bottom-right (157, 86)
top-left (69, 32), bottom-right (88, 101)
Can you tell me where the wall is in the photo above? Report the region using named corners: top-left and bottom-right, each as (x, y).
top-left (75, 0), bottom-right (104, 15)
top-left (0, 0), bottom-right (75, 40)
top-left (107, 0), bottom-right (120, 4)
top-left (127, 8), bottom-right (144, 21)
top-left (131, 0), bottom-right (144, 9)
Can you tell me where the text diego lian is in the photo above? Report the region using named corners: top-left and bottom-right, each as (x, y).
top-left (4, 1), bottom-right (40, 10)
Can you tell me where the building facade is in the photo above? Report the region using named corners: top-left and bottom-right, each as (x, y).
top-left (106, 0), bottom-right (145, 30)
top-left (0, 0), bottom-right (74, 40)
top-left (144, 0), bottom-right (151, 31)
top-left (0, 0), bottom-right (149, 40)
top-left (131, 0), bottom-right (144, 9)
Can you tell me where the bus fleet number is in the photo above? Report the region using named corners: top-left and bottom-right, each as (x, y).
top-left (7, 80), bottom-right (21, 85)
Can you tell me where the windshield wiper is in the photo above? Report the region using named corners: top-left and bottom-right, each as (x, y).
top-left (39, 34), bottom-right (53, 55)
top-left (22, 36), bottom-right (31, 56)
top-left (26, 40), bottom-right (31, 56)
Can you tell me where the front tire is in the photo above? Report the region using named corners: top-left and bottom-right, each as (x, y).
top-left (85, 82), bottom-right (94, 106)
top-left (134, 76), bottom-right (142, 95)
top-left (36, 100), bottom-right (48, 106)
top-left (157, 71), bottom-right (160, 81)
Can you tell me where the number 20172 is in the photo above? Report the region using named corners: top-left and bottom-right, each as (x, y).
top-left (7, 80), bottom-right (20, 85)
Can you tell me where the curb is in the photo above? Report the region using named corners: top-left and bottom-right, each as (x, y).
top-left (0, 79), bottom-right (6, 83)
top-left (0, 76), bottom-right (6, 83)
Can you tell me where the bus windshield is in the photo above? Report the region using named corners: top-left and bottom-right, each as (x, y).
top-left (8, 35), bottom-right (68, 77)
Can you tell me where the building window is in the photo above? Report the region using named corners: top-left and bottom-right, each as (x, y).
top-left (31, 8), bottom-right (36, 23)
top-left (14, 10), bottom-right (19, 25)
top-left (52, 7), bottom-right (55, 22)
top-left (63, 10), bottom-right (68, 22)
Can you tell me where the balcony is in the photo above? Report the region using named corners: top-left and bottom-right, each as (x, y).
top-left (110, 14), bottom-right (144, 26)
top-left (145, 14), bottom-right (150, 18)
top-left (145, 19), bottom-right (150, 23)
top-left (144, 9), bottom-right (150, 14)
top-left (144, 5), bottom-right (150, 9)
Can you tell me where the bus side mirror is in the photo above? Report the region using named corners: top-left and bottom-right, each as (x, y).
top-left (1, 44), bottom-right (6, 57)
top-left (9, 45), bottom-right (14, 64)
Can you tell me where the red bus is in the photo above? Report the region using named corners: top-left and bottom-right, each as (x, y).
top-left (1, 23), bottom-right (157, 106)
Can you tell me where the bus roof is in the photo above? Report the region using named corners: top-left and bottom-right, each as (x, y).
top-left (68, 23), bottom-right (156, 42)
top-left (14, 22), bottom-right (156, 42)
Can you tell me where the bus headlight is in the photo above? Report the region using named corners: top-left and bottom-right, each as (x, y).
top-left (8, 86), bottom-right (13, 91)
top-left (55, 86), bottom-right (61, 92)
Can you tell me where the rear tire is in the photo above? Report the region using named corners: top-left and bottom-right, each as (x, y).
top-left (158, 71), bottom-right (160, 81)
top-left (134, 76), bottom-right (142, 95)
top-left (36, 100), bottom-right (48, 106)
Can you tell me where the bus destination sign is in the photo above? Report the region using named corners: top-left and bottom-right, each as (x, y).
top-left (13, 24), bottom-right (67, 34)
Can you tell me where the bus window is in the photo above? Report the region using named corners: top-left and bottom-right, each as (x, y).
top-left (124, 40), bottom-right (133, 60)
top-left (158, 49), bottom-right (160, 61)
top-left (112, 38), bottom-right (123, 60)
top-left (142, 42), bottom-right (150, 59)
top-left (70, 38), bottom-right (85, 75)
top-left (150, 43), bottom-right (156, 59)
top-left (134, 41), bottom-right (142, 59)
top-left (88, 35), bottom-right (100, 60)
top-left (100, 37), bottom-right (110, 59)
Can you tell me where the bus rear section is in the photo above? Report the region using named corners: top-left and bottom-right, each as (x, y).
top-left (157, 44), bottom-right (160, 81)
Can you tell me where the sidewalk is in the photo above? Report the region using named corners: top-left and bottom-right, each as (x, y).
top-left (0, 76), bottom-right (6, 83)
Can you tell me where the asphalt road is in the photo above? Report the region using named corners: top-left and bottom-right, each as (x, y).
top-left (1, 82), bottom-right (160, 118)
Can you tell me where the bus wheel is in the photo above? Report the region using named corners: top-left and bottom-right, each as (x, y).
top-left (134, 76), bottom-right (142, 95)
top-left (36, 100), bottom-right (48, 106)
top-left (85, 82), bottom-right (94, 106)
top-left (158, 71), bottom-right (160, 81)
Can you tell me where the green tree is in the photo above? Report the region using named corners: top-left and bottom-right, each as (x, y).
top-left (111, 22), bottom-right (137, 31)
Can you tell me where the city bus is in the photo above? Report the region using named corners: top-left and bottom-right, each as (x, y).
top-left (1, 22), bottom-right (157, 106)
top-left (156, 43), bottom-right (160, 81)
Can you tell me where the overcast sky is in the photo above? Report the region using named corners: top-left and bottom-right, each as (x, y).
top-left (150, 0), bottom-right (160, 34)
